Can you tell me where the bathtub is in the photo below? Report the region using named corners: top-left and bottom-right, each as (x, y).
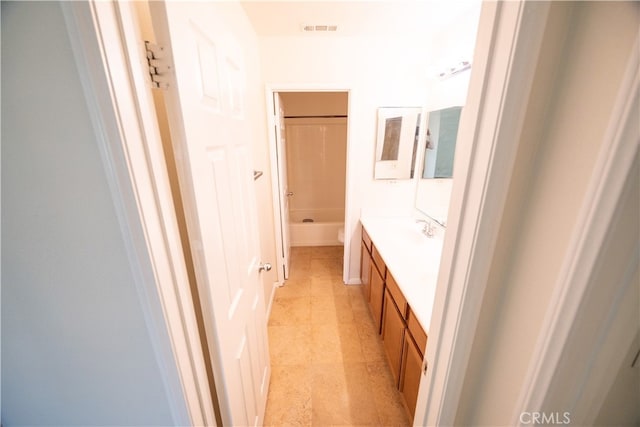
top-left (289, 208), bottom-right (344, 247)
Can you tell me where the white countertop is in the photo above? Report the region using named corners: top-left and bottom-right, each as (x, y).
top-left (360, 216), bottom-right (444, 334)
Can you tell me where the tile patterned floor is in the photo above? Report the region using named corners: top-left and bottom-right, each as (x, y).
top-left (264, 246), bottom-right (410, 427)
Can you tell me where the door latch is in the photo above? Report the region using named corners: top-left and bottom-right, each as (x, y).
top-left (258, 262), bottom-right (272, 273)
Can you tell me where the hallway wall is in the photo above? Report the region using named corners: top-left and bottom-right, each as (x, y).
top-left (1, 2), bottom-right (184, 424)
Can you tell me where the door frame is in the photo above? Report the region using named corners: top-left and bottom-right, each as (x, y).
top-left (61, 1), bottom-right (215, 425)
top-left (415, 3), bottom-right (554, 422)
top-left (265, 85), bottom-right (352, 288)
top-left (416, 1), bottom-right (640, 425)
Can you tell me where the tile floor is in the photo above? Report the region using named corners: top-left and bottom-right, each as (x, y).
top-left (264, 246), bottom-right (410, 426)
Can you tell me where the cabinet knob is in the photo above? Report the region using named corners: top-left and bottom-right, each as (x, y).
top-left (423, 359), bottom-right (428, 376)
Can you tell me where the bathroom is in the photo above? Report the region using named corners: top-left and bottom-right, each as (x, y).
top-left (277, 91), bottom-right (348, 249)
top-left (253, 2), bottom-right (481, 424)
top-left (254, 1), bottom-right (480, 288)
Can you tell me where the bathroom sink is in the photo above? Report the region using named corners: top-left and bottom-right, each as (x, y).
top-left (361, 217), bottom-right (444, 276)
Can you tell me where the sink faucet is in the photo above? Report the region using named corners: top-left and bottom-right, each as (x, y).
top-left (415, 219), bottom-right (435, 237)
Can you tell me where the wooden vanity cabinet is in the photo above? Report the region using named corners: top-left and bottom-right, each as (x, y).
top-left (381, 288), bottom-right (405, 386)
top-left (400, 332), bottom-right (424, 418)
top-left (360, 239), bottom-right (371, 301)
top-left (400, 308), bottom-right (428, 420)
top-left (361, 227), bottom-right (385, 331)
top-left (360, 223), bottom-right (429, 421)
top-left (369, 261), bottom-right (385, 333)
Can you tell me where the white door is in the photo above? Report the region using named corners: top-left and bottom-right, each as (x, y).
top-left (273, 93), bottom-right (292, 279)
top-left (148, 2), bottom-right (270, 425)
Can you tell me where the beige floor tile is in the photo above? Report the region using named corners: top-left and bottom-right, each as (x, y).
top-left (264, 364), bottom-right (312, 427)
top-left (310, 245), bottom-right (343, 259)
top-left (311, 363), bottom-right (381, 426)
top-left (311, 322), bottom-right (365, 364)
top-left (366, 362), bottom-right (411, 426)
top-left (266, 246), bottom-right (406, 426)
top-left (291, 245), bottom-right (312, 254)
top-left (310, 277), bottom-right (335, 297)
top-left (310, 295), bottom-right (354, 324)
top-left (310, 294), bottom-right (336, 311)
top-left (289, 254), bottom-right (312, 279)
top-left (268, 324), bottom-right (312, 366)
top-left (288, 267), bottom-right (311, 280)
top-left (269, 296), bottom-right (311, 326)
top-left (350, 294), bottom-right (370, 315)
top-left (310, 258), bottom-right (342, 277)
top-left (356, 316), bottom-right (387, 363)
top-left (331, 280), bottom-right (350, 297)
top-left (310, 308), bottom-right (340, 325)
top-left (276, 277), bottom-right (311, 300)
top-left (346, 284), bottom-right (365, 300)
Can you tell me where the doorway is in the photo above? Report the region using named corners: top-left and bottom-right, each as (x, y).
top-left (269, 90), bottom-right (350, 284)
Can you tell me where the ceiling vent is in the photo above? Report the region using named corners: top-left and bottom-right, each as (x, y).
top-left (302, 24), bottom-right (338, 32)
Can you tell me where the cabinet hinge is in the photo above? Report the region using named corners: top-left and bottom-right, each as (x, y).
top-left (144, 41), bottom-right (171, 90)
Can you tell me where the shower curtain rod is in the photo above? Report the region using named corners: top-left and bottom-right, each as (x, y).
top-left (284, 114), bottom-right (348, 119)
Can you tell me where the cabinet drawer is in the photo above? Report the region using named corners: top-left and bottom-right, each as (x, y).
top-left (386, 273), bottom-right (408, 319)
top-left (371, 245), bottom-right (386, 279)
top-left (407, 309), bottom-right (427, 356)
top-left (362, 227), bottom-right (372, 253)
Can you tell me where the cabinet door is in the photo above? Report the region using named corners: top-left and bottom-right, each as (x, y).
top-left (369, 263), bottom-right (385, 334)
top-left (400, 333), bottom-right (423, 420)
top-left (360, 240), bottom-right (371, 301)
top-left (381, 290), bottom-right (405, 387)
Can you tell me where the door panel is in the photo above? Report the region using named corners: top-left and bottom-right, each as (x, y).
top-left (148, 2), bottom-right (269, 425)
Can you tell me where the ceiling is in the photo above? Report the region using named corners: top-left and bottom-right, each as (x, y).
top-left (240, 0), bottom-right (482, 37)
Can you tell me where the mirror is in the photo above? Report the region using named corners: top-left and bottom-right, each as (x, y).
top-left (374, 107), bottom-right (422, 180)
top-left (415, 106), bottom-right (463, 226)
top-left (422, 106), bottom-right (462, 179)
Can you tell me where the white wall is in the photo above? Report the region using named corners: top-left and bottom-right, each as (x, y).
top-left (1, 2), bottom-right (185, 424)
top-left (415, 5), bottom-right (479, 224)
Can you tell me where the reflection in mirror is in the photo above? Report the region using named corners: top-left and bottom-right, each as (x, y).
top-left (415, 106), bottom-right (463, 226)
top-left (374, 107), bottom-right (422, 180)
top-left (422, 106), bottom-right (462, 179)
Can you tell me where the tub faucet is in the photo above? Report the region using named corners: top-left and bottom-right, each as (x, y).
top-left (415, 219), bottom-right (435, 237)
